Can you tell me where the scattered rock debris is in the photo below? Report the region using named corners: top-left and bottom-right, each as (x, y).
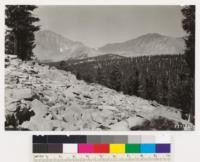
top-left (5, 56), bottom-right (194, 131)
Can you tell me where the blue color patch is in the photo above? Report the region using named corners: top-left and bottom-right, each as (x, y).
top-left (140, 144), bottom-right (156, 153)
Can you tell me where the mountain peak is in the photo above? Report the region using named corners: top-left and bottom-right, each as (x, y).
top-left (142, 33), bottom-right (163, 37)
top-left (99, 33), bottom-right (186, 57)
top-left (36, 30), bottom-right (73, 42)
top-left (34, 30), bottom-right (99, 62)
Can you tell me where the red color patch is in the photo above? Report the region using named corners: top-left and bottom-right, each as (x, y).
top-left (94, 144), bottom-right (109, 153)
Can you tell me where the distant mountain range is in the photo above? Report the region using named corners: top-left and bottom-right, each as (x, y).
top-left (99, 33), bottom-right (186, 57)
top-left (34, 30), bottom-right (186, 62)
top-left (34, 30), bottom-right (99, 62)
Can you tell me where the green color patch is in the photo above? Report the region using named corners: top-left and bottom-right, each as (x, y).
top-left (125, 144), bottom-right (140, 153)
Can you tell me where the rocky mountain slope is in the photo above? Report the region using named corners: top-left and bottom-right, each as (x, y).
top-left (5, 56), bottom-right (193, 131)
top-left (99, 33), bottom-right (186, 57)
top-left (34, 30), bottom-right (99, 62)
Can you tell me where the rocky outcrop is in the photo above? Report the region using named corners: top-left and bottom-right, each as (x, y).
top-left (5, 55), bottom-right (193, 131)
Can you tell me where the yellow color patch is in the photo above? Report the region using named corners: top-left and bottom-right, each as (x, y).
top-left (109, 144), bottom-right (125, 153)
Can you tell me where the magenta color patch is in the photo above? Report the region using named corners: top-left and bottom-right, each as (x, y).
top-left (78, 144), bottom-right (94, 153)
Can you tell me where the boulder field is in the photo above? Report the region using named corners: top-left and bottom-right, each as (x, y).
top-left (5, 56), bottom-right (193, 131)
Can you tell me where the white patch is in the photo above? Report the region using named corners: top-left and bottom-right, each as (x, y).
top-left (60, 47), bottom-right (63, 52)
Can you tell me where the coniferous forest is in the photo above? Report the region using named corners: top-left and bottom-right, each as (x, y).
top-left (51, 54), bottom-right (194, 123)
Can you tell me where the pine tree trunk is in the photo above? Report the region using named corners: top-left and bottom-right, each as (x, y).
top-left (187, 113), bottom-right (191, 122)
top-left (188, 81), bottom-right (194, 123)
top-left (14, 33), bottom-right (18, 56)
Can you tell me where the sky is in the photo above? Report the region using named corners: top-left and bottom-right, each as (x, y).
top-left (34, 5), bottom-right (187, 48)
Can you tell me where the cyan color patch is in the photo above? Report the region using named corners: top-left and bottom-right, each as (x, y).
top-left (140, 144), bottom-right (156, 153)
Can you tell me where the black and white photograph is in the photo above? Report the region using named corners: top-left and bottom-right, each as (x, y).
top-left (5, 5), bottom-right (195, 131)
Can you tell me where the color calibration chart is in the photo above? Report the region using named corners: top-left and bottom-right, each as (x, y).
top-left (33, 135), bottom-right (171, 162)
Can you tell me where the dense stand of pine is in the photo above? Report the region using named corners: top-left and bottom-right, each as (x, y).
top-left (53, 55), bottom-right (194, 123)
